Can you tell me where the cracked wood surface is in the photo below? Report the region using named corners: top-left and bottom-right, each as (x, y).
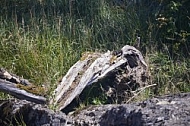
top-left (52, 45), bottom-right (148, 111)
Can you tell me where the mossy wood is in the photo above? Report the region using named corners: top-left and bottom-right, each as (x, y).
top-left (0, 79), bottom-right (46, 104)
top-left (52, 45), bottom-right (148, 111)
top-left (0, 68), bottom-right (46, 104)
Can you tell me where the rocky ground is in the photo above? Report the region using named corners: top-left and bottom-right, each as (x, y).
top-left (1, 93), bottom-right (190, 126)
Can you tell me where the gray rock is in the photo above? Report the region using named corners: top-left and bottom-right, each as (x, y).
top-left (0, 100), bottom-right (72, 126)
top-left (1, 93), bottom-right (190, 126)
top-left (73, 93), bottom-right (190, 126)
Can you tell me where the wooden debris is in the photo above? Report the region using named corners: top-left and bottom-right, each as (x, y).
top-left (0, 68), bottom-right (46, 104)
top-left (52, 45), bottom-right (148, 110)
top-left (0, 68), bottom-right (32, 86)
top-left (0, 79), bottom-right (46, 104)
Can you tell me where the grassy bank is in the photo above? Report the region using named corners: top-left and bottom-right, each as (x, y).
top-left (0, 0), bottom-right (189, 105)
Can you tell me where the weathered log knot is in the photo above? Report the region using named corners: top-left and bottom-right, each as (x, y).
top-left (52, 45), bottom-right (149, 111)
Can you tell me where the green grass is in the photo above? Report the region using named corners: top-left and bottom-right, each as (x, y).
top-left (148, 52), bottom-right (190, 94)
top-left (0, 21), bottom-right (82, 98)
top-left (0, 0), bottom-right (189, 110)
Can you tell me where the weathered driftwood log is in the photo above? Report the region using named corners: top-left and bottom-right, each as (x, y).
top-left (52, 45), bottom-right (148, 111)
top-left (0, 68), bottom-right (46, 104)
top-left (0, 68), bottom-right (32, 86)
top-left (0, 79), bottom-right (46, 104)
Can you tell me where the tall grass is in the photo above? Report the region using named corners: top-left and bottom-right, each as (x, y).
top-left (0, 0), bottom-right (139, 97)
top-left (0, 0), bottom-right (189, 105)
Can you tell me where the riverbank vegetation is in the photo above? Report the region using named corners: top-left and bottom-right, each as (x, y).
top-left (0, 0), bottom-right (189, 104)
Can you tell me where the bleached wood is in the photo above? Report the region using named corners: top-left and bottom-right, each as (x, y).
top-left (57, 51), bottom-right (112, 110)
top-left (0, 79), bottom-right (46, 104)
top-left (52, 45), bottom-right (148, 110)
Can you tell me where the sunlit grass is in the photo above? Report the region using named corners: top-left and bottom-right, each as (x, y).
top-left (0, 0), bottom-right (189, 107)
top-left (148, 51), bottom-right (190, 95)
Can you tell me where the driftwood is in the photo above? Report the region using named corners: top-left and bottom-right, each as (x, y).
top-left (0, 45), bottom-right (189, 126)
top-left (0, 45), bottom-right (148, 110)
top-left (0, 68), bottom-right (46, 104)
top-left (52, 45), bottom-right (148, 111)
top-left (0, 68), bottom-right (32, 86)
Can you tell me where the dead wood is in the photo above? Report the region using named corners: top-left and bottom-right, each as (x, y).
top-left (0, 68), bottom-right (46, 104)
top-left (0, 79), bottom-right (46, 104)
top-left (0, 68), bottom-right (32, 86)
top-left (52, 45), bottom-right (149, 111)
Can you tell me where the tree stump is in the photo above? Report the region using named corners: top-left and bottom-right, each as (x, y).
top-left (52, 45), bottom-right (149, 111)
